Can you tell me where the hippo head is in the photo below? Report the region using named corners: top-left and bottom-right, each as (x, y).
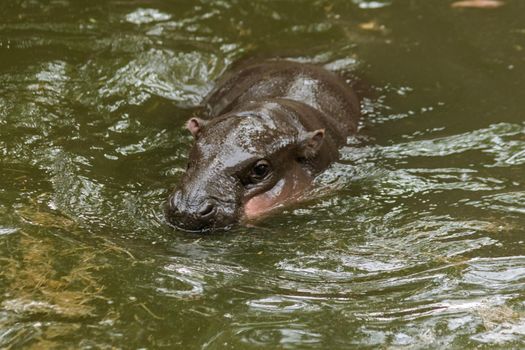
top-left (165, 102), bottom-right (325, 232)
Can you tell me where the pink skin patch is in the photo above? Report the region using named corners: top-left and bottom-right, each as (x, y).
top-left (243, 163), bottom-right (313, 220)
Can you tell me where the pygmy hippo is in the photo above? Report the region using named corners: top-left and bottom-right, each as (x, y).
top-left (165, 59), bottom-right (361, 232)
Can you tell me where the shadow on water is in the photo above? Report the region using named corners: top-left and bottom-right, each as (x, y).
top-left (0, 0), bottom-right (524, 348)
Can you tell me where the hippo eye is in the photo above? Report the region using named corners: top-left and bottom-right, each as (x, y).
top-left (249, 160), bottom-right (271, 183)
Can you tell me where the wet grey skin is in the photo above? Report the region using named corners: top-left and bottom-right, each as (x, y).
top-left (166, 60), bottom-right (361, 232)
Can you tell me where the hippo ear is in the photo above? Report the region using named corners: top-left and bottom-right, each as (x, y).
top-left (298, 129), bottom-right (325, 159)
top-left (186, 117), bottom-right (208, 138)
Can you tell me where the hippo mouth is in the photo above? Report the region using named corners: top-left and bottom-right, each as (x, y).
top-left (164, 212), bottom-right (235, 233)
top-left (164, 196), bottom-right (238, 233)
top-left (165, 220), bottom-right (234, 234)
top-left (164, 191), bottom-right (277, 233)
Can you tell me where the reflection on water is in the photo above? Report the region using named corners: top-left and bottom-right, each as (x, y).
top-left (0, 0), bottom-right (524, 348)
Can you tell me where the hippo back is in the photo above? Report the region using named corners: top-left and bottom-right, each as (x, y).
top-left (203, 60), bottom-right (361, 137)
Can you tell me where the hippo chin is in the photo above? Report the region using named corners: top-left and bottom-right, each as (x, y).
top-left (165, 60), bottom-right (361, 232)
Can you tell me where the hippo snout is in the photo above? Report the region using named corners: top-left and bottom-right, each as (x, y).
top-left (165, 191), bottom-right (235, 232)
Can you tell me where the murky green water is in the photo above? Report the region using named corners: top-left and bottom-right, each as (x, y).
top-left (1, 0), bottom-right (524, 348)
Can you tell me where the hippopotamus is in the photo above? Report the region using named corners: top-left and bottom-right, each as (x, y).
top-left (165, 59), bottom-right (360, 232)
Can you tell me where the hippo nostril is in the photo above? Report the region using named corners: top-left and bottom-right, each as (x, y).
top-left (198, 202), bottom-right (215, 218)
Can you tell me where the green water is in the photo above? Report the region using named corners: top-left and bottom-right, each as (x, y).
top-left (1, 0), bottom-right (524, 348)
